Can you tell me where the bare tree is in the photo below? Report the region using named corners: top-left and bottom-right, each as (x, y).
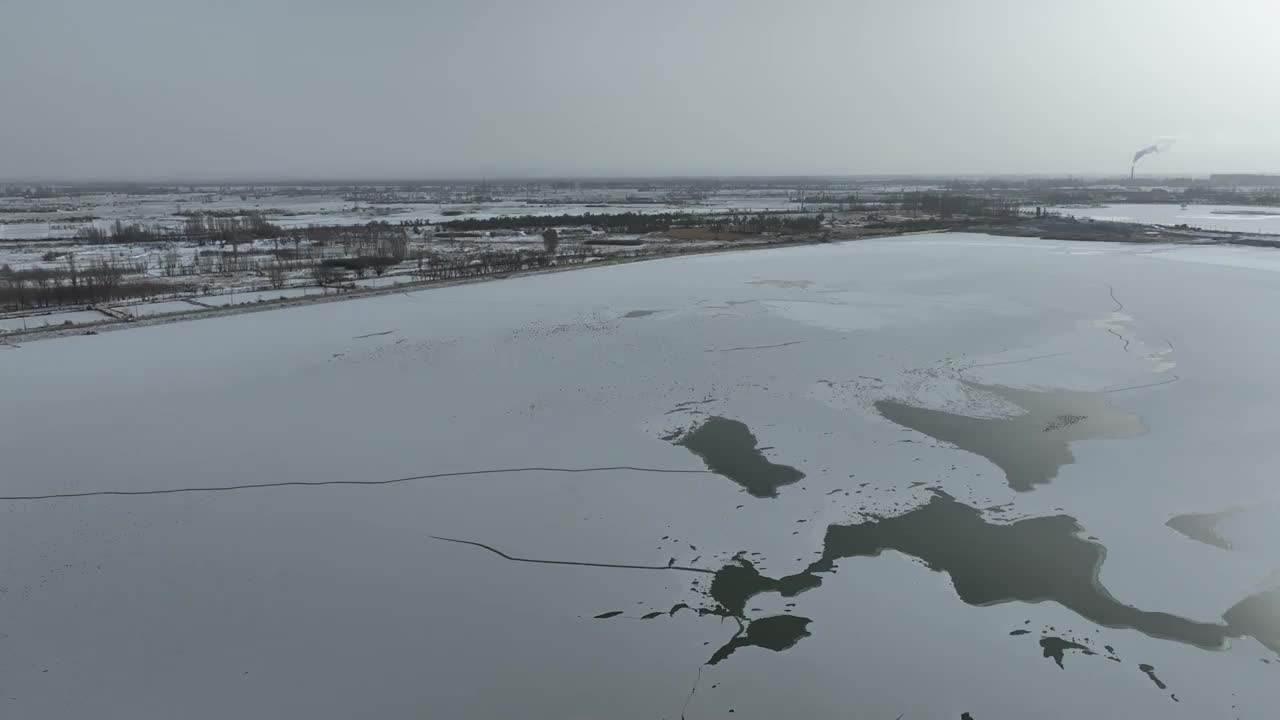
top-left (310, 262), bottom-right (339, 291)
top-left (542, 228), bottom-right (559, 255)
top-left (387, 234), bottom-right (409, 262)
top-left (161, 249), bottom-right (180, 277)
top-left (65, 254), bottom-right (78, 290)
top-left (223, 231), bottom-right (248, 258)
top-left (185, 215), bottom-right (206, 244)
top-left (266, 259), bottom-right (287, 289)
top-left (84, 260), bottom-right (123, 301)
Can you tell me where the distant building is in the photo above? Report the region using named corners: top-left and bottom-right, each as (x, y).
top-left (1209, 174), bottom-right (1280, 188)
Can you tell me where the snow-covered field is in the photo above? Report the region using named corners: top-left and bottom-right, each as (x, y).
top-left (2, 235), bottom-right (1278, 718)
top-left (1, 187), bottom-right (786, 327)
top-left (0, 189), bottom-right (796, 241)
top-left (1051, 203), bottom-right (1280, 234)
top-left (0, 308), bottom-right (112, 332)
top-left (195, 286), bottom-right (326, 307)
top-left (118, 299), bottom-right (205, 318)
top-left (350, 274), bottom-right (419, 290)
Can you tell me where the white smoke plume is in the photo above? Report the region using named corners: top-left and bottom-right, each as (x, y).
top-left (1132, 138), bottom-right (1176, 167)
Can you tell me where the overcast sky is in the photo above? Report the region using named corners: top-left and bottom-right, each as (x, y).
top-left (3, 0), bottom-right (1279, 181)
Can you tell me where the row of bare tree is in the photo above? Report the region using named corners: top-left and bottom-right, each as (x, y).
top-left (0, 258), bottom-right (177, 309)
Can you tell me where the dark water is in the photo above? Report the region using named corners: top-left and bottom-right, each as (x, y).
top-left (599, 556), bottom-right (818, 665)
top-left (1223, 588), bottom-right (1280, 655)
top-left (701, 558), bottom-right (816, 665)
top-left (875, 383), bottom-right (1145, 491)
top-left (1040, 636), bottom-right (1094, 668)
top-left (707, 615), bottom-right (812, 665)
top-left (1138, 663), bottom-right (1168, 689)
top-left (797, 491), bottom-right (1230, 649)
top-left (1166, 510), bottom-right (1235, 550)
top-left (708, 557), bottom-right (821, 616)
top-left (623, 309), bottom-right (661, 319)
top-left (674, 417), bottom-right (805, 498)
top-left (615, 407), bottom-right (1279, 675)
top-left (601, 485), bottom-right (1280, 675)
top-left (677, 491), bottom-right (1280, 657)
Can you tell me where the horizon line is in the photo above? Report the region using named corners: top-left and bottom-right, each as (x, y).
top-left (4, 171), bottom-right (1273, 187)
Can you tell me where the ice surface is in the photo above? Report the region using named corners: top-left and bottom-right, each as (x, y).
top-left (1, 234), bottom-right (1278, 718)
top-left (1052, 203), bottom-right (1280, 234)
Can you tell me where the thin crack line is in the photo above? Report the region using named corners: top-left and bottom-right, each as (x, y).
top-left (1106, 328), bottom-right (1132, 352)
top-left (680, 665), bottom-right (704, 720)
top-left (1108, 284), bottom-right (1125, 313)
top-left (0, 466), bottom-right (713, 502)
top-left (352, 329), bottom-right (396, 339)
top-left (1105, 375), bottom-right (1180, 394)
top-left (427, 535), bottom-right (716, 574)
top-left (706, 340), bottom-right (807, 353)
top-left (962, 351), bottom-right (1072, 371)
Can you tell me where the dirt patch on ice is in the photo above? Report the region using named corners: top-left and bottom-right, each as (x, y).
top-left (874, 382), bottom-right (1145, 491)
top-left (1167, 510), bottom-right (1237, 550)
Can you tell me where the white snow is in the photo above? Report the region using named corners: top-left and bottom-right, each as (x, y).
top-left (0, 308), bottom-right (111, 332)
top-left (117, 299), bottom-right (203, 318)
top-left (195, 286), bottom-right (325, 306)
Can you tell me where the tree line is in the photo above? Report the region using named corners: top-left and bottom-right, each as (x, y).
top-left (882, 193), bottom-right (1024, 218)
top-left (702, 213), bottom-right (823, 233)
top-left (77, 213), bottom-right (287, 246)
top-left (439, 212), bottom-right (699, 233)
top-left (0, 259), bottom-right (179, 309)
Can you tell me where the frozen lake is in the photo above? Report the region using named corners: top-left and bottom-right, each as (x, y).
top-left (2, 234), bottom-right (1279, 718)
top-left (1051, 203), bottom-right (1280, 234)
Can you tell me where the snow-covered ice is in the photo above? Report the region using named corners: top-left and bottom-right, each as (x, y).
top-left (1051, 203), bottom-right (1280, 234)
top-left (2, 234), bottom-right (1278, 718)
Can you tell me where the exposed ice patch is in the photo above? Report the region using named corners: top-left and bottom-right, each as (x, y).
top-left (811, 368), bottom-right (1024, 421)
